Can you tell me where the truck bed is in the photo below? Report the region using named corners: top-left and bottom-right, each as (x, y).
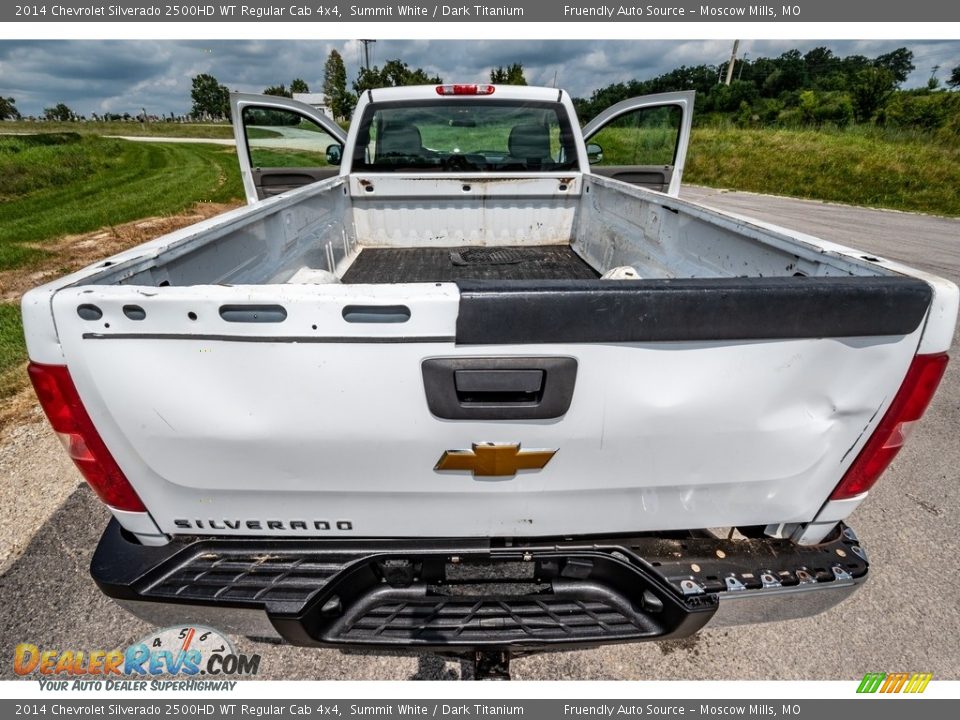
top-left (340, 245), bottom-right (600, 284)
top-left (22, 173), bottom-right (957, 544)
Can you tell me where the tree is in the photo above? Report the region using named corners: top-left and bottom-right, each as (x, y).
top-left (874, 48), bottom-right (915, 86)
top-left (804, 47), bottom-right (839, 74)
top-left (490, 63), bottom-right (527, 85)
top-left (948, 65), bottom-right (960, 90)
top-left (711, 80), bottom-right (759, 112)
top-left (352, 59), bottom-right (442, 96)
top-left (43, 103), bottom-right (74, 122)
top-left (763, 50), bottom-right (809, 95)
top-left (804, 47), bottom-right (845, 90)
top-left (291, 78), bottom-right (309, 93)
top-left (190, 73), bottom-right (230, 120)
top-left (0, 96), bottom-right (20, 120)
top-left (263, 84), bottom-right (292, 98)
top-left (851, 67), bottom-right (895, 122)
top-left (323, 49), bottom-right (355, 120)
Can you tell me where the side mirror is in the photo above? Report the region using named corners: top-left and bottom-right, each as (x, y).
top-left (325, 143), bottom-right (343, 164)
top-left (586, 142), bottom-right (604, 165)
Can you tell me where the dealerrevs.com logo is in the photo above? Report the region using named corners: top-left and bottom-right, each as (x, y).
top-left (14, 626), bottom-right (260, 690)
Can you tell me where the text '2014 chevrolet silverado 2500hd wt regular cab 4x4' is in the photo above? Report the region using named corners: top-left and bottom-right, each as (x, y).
top-left (21, 85), bottom-right (958, 660)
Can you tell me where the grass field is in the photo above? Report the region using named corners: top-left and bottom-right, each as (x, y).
top-left (0, 303), bottom-right (25, 403)
top-left (0, 133), bottom-right (245, 404)
top-left (0, 133), bottom-right (243, 270)
top-left (1, 120), bottom-right (238, 138)
top-left (249, 148), bottom-right (331, 167)
top-left (685, 126), bottom-right (960, 217)
top-left (590, 126), bottom-right (679, 167)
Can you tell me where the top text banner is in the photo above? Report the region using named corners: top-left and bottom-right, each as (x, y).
top-left (5, 0), bottom-right (960, 23)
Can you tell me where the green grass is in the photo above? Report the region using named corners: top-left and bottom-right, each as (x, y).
top-left (0, 133), bottom-right (115, 201)
top-left (296, 120), bottom-right (328, 133)
top-left (589, 124), bottom-right (960, 216)
top-left (0, 301), bottom-right (27, 401)
top-left (589, 126), bottom-right (678, 166)
top-left (0, 133), bottom-right (245, 405)
top-left (0, 133), bottom-right (244, 270)
top-left (0, 303), bottom-right (26, 370)
top-left (2, 120), bottom-right (238, 138)
top-left (249, 148), bottom-right (331, 168)
top-left (685, 126), bottom-right (960, 216)
top-left (247, 128), bottom-right (282, 139)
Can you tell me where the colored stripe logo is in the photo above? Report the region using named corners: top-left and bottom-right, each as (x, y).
top-left (857, 672), bottom-right (933, 693)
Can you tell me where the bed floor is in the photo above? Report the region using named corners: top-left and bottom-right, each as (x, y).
top-left (340, 245), bottom-right (600, 284)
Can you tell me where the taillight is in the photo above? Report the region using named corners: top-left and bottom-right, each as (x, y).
top-left (831, 352), bottom-right (949, 500)
top-left (27, 362), bottom-right (145, 512)
top-left (435, 84), bottom-right (495, 96)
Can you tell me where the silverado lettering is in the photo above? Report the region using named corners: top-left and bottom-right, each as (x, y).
top-left (172, 519), bottom-right (353, 531)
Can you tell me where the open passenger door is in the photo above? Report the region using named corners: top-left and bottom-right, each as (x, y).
top-left (231, 93), bottom-right (347, 204)
top-left (582, 91), bottom-right (694, 197)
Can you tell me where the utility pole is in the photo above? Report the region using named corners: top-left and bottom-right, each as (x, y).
top-left (738, 52), bottom-right (749, 81)
top-left (724, 39), bottom-right (740, 85)
top-left (360, 39), bottom-right (376, 71)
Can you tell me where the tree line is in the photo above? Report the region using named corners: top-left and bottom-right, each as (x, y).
top-left (186, 52), bottom-right (532, 122)
top-left (184, 50), bottom-right (448, 122)
top-left (186, 47), bottom-right (959, 138)
top-left (572, 47), bottom-right (960, 136)
top-left (5, 47), bottom-right (957, 136)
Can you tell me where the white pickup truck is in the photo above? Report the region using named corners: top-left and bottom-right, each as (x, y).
top-left (21, 84), bottom-right (957, 665)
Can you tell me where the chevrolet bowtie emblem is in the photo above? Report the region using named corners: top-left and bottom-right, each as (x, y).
top-left (434, 442), bottom-right (557, 477)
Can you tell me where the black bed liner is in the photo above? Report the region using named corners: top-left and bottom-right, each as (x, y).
top-left (340, 245), bottom-right (600, 284)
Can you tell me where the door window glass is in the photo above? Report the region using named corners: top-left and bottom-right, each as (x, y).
top-left (588, 105), bottom-right (682, 166)
top-left (242, 107), bottom-right (341, 168)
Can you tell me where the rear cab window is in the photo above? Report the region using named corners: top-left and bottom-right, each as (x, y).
top-left (351, 100), bottom-right (579, 173)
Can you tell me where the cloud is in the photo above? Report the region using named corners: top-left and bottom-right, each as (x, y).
top-left (0, 39), bottom-right (957, 117)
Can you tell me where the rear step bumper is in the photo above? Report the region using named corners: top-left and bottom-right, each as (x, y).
top-left (92, 521), bottom-right (867, 651)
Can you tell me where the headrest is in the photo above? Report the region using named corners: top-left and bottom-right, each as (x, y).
top-left (377, 123), bottom-right (423, 158)
top-left (508, 123), bottom-right (551, 161)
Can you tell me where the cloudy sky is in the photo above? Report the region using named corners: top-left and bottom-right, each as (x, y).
top-left (2, 39), bottom-right (958, 117)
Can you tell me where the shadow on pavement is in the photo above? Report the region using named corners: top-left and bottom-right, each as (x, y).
top-left (0, 488), bottom-right (470, 680)
top-left (0, 487), bottom-right (151, 680)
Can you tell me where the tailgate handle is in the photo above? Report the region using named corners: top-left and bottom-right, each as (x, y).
top-left (422, 357), bottom-right (577, 420)
top-left (454, 369), bottom-right (544, 405)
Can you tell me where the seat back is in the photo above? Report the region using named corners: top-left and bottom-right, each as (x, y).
top-left (508, 123), bottom-right (552, 163)
top-left (377, 123), bottom-right (424, 159)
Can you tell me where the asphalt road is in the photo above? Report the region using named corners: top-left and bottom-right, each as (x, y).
top-left (1, 188), bottom-right (957, 681)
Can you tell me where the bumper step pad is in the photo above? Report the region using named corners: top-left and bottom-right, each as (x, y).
top-left (92, 523), bottom-right (866, 651)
